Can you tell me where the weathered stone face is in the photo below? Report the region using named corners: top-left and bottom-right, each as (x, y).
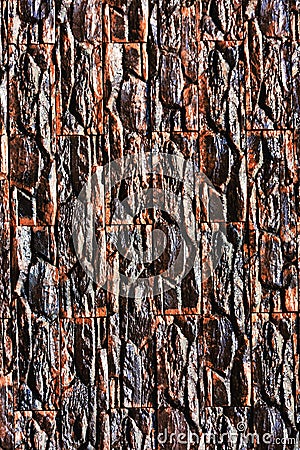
top-left (1, 0), bottom-right (299, 448)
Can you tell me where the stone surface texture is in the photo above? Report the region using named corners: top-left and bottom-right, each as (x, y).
top-left (1, 0), bottom-right (299, 448)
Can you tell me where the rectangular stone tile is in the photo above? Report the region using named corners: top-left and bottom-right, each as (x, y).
top-left (247, 131), bottom-right (297, 230)
top-left (14, 307), bottom-right (60, 410)
top-left (57, 135), bottom-right (99, 207)
top-left (199, 41), bottom-right (244, 144)
top-left (57, 135), bottom-right (109, 317)
top-left (58, 207), bottom-right (113, 316)
top-left (59, 201), bottom-right (108, 318)
top-left (60, 318), bottom-right (108, 396)
top-left (104, 43), bottom-right (148, 135)
top-left (151, 0), bottom-right (181, 50)
top-left (244, 0), bottom-right (291, 38)
top-left (120, 296), bottom-right (155, 407)
top-left (107, 312), bottom-right (120, 408)
top-left (150, 45), bottom-right (198, 131)
top-left (0, 4), bottom-right (7, 136)
top-left (148, 1), bottom-right (199, 132)
top-left (56, 0), bottom-right (102, 43)
top-left (102, 44), bottom-right (152, 229)
top-left (202, 314), bottom-right (251, 407)
top-left (245, 34), bottom-right (292, 130)
top-left (181, 2), bottom-right (200, 62)
top-left (103, 147), bottom-right (151, 226)
top-left (106, 225), bottom-right (154, 299)
top-left (12, 226), bottom-right (59, 411)
top-left (61, 381), bottom-right (98, 449)
top-left (248, 131), bottom-right (298, 311)
top-left (199, 132), bottom-right (247, 222)
top-left (0, 320), bottom-right (14, 449)
top-left (252, 313), bottom-right (299, 433)
top-left (204, 407), bottom-right (250, 449)
top-left (151, 221), bottom-right (201, 315)
top-left (156, 316), bottom-right (201, 429)
top-left (9, 0), bottom-right (55, 44)
top-left (292, 43), bottom-right (300, 129)
top-left (108, 297), bottom-right (156, 408)
top-left (0, 178), bottom-right (10, 317)
top-left (14, 411), bottom-right (60, 449)
top-left (9, 44), bottom-right (55, 148)
top-left (152, 269), bottom-right (201, 316)
top-left (250, 228), bottom-right (298, 312)
top-left (292, 0), bottom-right (300, 40)
top-left (253, 403), bottom-right (299, 448)
top-left (110, 409), bottom-right (155, 449)
top-left (201, 0), bottom-right (244, 40)
top-left (56, 35), bottom-right (102, 134)
top-left (60, 257), bottom-right (108, 318)
top-left (157, 406), bottom-right (203, 449)
top-left (202, 223), bottom-right (250, 330)
top-left (0, 135), bottom-right (8, 177)
top-left (103, 0), bottom-right (148, 42)
top-left (10, 136), bottom-right (56, 226)
top-left (97, 412), bottom-right (110, 450)
top-left (60, 318), bottom-right (110, 448)
top-left (149, 0), bottom-right (200, 48)
top-left (151, 132), bottom-right (201, 314)
top-left (12, 226), bottom-right (58, 318)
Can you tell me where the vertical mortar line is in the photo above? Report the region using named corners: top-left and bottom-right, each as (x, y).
top-left (241, 0), bottom-right (254, 440)
top-left (5, 0), bottom-right (15, 444)
top-left (195, 5), bottom-right (201, 440)
top-left (292, 6), bottom-right (300, 433)
top-left (100, 0), bottom-right (107, 442)
top-left (54, 6), bottom-right (63, 442)
top-left (101, 3), bottom-right (113, 446)
top-left (198, 2), bottom-right (204, 440)
top-left (146, 0), bottom-right (159, 446)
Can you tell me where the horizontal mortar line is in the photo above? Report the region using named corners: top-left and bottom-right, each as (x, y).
top-left (56, 134), bottom-right (105, 137)
top-left (245, 128), bottom-right (295, 132)
top-left (102, 40), bottom-right (148, 44)
top-left (250, 311), bottom-right (299, 314)
top-left (199, 39), bottom-right (245, 43)
top-left (13, 409), bottom-right (60, 412)
top-left (7, 42), bottom-right (56, 46)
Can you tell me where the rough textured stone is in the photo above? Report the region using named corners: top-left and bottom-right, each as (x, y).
top-left (203, 315), bottom-right (251, 407)
top-left (156, 315), bottom-right (201, 433)
top-left (56, 38), bottom-right (103, 134)
top-left (201, 0), bottom-right (244, 40)
top-left (248, 131), bottom-right (298, 311)
top-left (14, 411), bottom-right (60, 449)
top-left (10, 136), bottom-right (56, 225)
top-left (199, 41), bottom-right (244, 146)
top-left (57, 0), bottom-right (102, 43)
top-left (60, 318), bottom-right (109, 448)
top-left (204, 407), bottom-right (250, 449)
top-left (0, 177), bottom-right (10, 317)
top-left (9, 45), bottom-right (55, 149)
top-left (9, 0), bottom-right (55, 44)
top-left (110, 409), bottom-right (155, 449)
top-left (200, 133), bottom-right (247, 222)
top-left (0, 320), bottom-right (14, 449)
top-left (245, 34), bottom-right (292, 129)
top-left (252, 313), bottom-right (299, 442)
top-left (3, 0), bottom-right (300, 447)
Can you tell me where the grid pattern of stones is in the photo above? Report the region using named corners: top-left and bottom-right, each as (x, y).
top-left (0, 0), bottom-right (299, 448)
